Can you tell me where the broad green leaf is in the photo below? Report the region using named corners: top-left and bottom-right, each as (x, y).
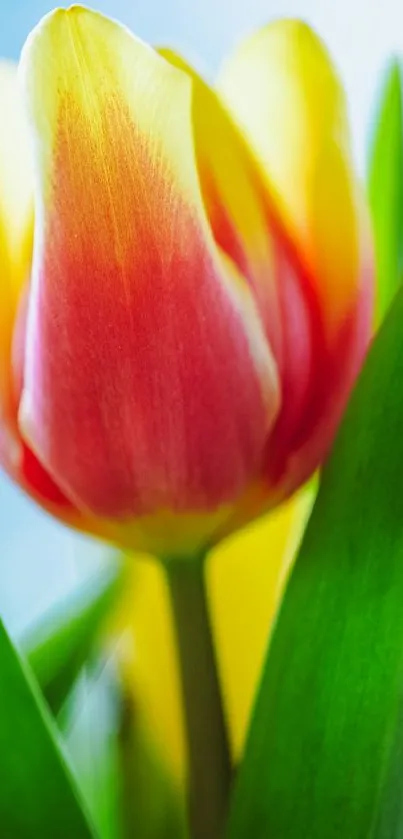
top-left (227, 289), bottom-right (403, 839)
top-left (0, 619), bottom-right (95, 837)
top-left (22, 558), bottom-right (125, 714)
top-left (368, 59), bottom-right (403, 321)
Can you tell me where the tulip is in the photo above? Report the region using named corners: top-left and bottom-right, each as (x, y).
top-left (0, 53), bottom-right (314, 790)
top-left (0, 7), bottom-right (372, 561)
top-left (0, 11), bottom-right (374, 839)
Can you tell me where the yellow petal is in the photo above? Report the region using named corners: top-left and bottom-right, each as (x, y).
top-left (0, 62), bottom-right (33, 433)
top-left (218, 20), bottom-right (362, 335)
top-left (207, 484), bottom-right (314, 758)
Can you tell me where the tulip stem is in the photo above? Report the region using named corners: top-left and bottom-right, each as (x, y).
top-left (165, 555), bottom-right (232, 839)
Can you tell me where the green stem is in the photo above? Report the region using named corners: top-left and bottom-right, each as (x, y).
top-left (165, 555), bottom-right (232, 839)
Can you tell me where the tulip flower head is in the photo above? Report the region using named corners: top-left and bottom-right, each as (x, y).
top-left (0, 7), bottom-right (372, 557)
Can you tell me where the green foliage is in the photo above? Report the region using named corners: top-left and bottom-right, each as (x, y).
top-left (63, 656), bottom-right (187, 839)
top-left (62, 660), bottom-right (123, 839)
top-left (227, 288), bottom-right (403, 838)
top-left (0, 619), bottom-right (95, 837)
top-left (0, 558), bottom-right (186, 839)
top-left (368, 59), bottom-right (403, 321)
top-left (23, 558), bottom-right (124, 714)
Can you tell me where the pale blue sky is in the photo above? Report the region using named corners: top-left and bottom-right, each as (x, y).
top-left (1, 0), bottom-right (402, 633)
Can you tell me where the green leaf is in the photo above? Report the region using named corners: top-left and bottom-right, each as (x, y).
top-left (22, 558), bottom-right (125, 714)
top-left (368, 58), bottom-right (403, 321)
top-left (227, 288), bottom-right (403, 839)
top-left (0, 619), bottom-right (95, 837)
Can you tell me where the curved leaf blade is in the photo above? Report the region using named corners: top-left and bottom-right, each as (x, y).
top-left (227, 288), bottom-right (403, 838)
top-left (23, 558), bottom-right (125, 714)
top-left (0, 619), bottom-right (95, 837)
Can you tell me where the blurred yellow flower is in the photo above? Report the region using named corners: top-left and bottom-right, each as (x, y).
top-left (114, 486), bottom-right (313, 782)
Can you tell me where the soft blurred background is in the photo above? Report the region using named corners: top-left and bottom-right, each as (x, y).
top-left (1, 0), bottom-right (402, 638)
top-left (0, 1), bottom-right (399, 836)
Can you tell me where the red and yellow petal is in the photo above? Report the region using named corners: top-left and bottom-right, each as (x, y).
top-left (160, 50), bottom-right (322, 464)
top-left (0, 65), bottom-right (74, 524)
top-left (218, 20), bottom-right (366, 339)
top-left (3, 273), bottom-right (98, 535)
top-left (218, 20), bottom-right (373, 499)
top-left (159, 48), bottom-right (283, 363)
top-left (19, 7), bottom-right (279, 552)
